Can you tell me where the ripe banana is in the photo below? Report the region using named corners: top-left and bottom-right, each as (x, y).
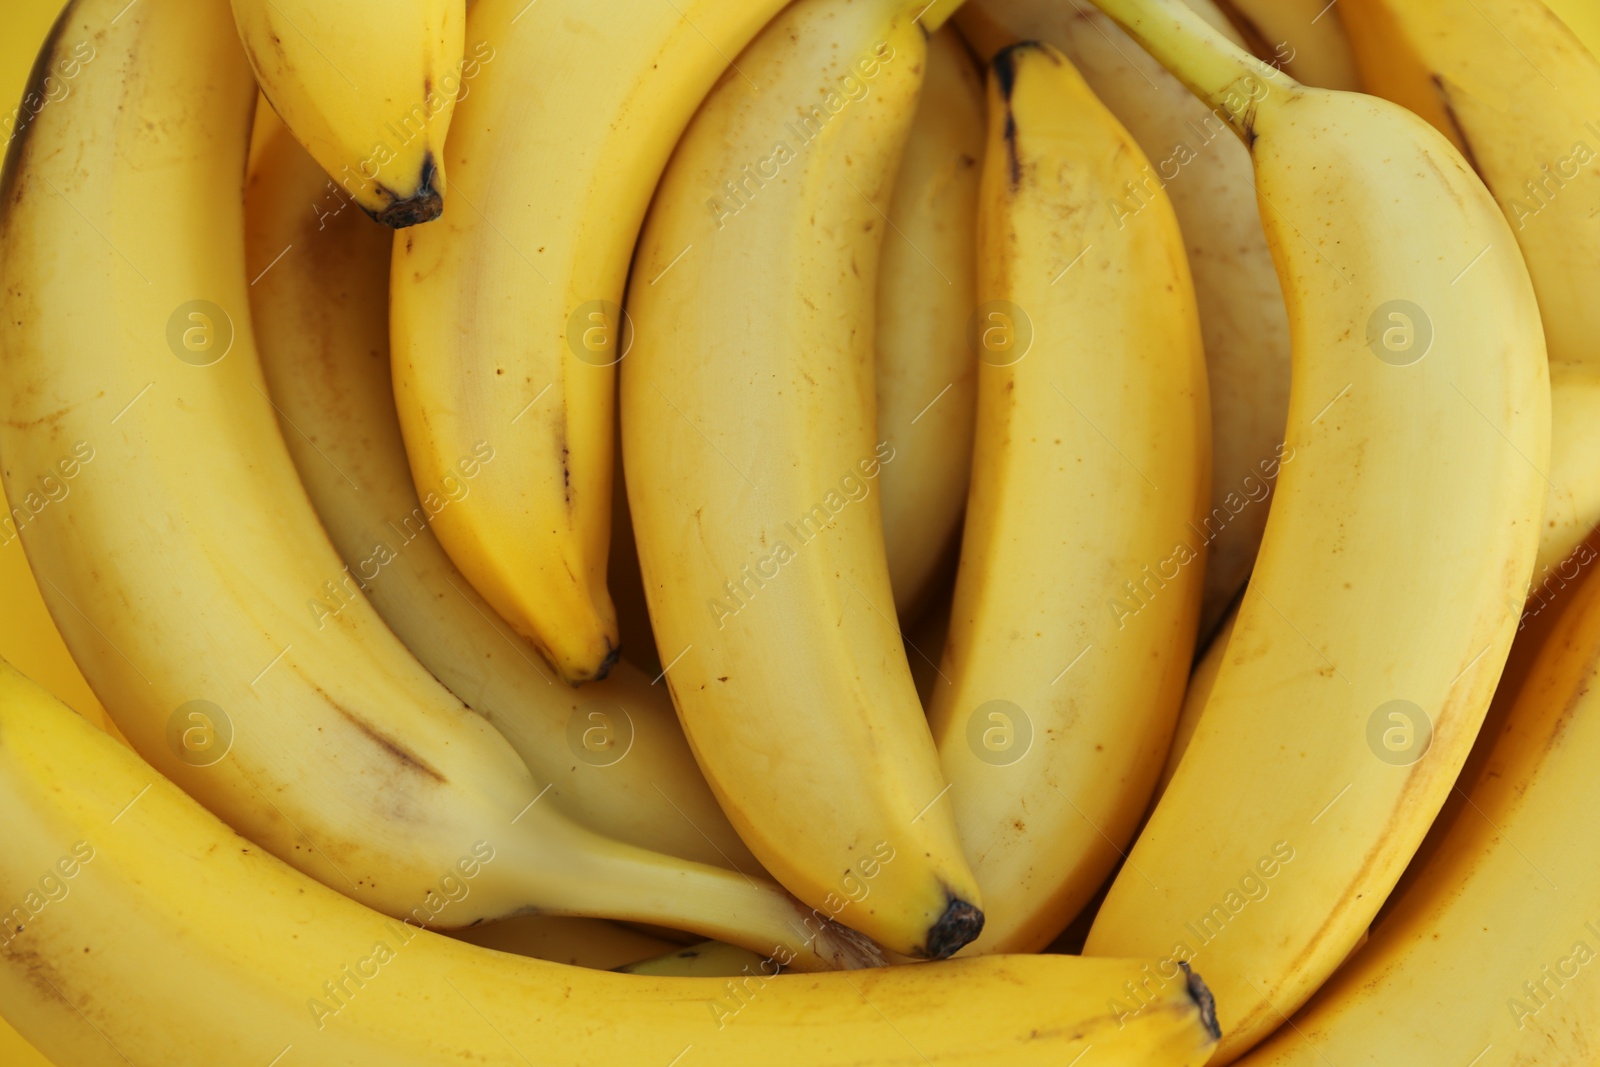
top-left (623, 0), bottom-right (986, 959)
top-left (876, 25), bottom-right (984, 621)
top-left (449, 916), bottom-right (679, 970)
top-left (926, 40), bottom-right (1210, 955)
top-left (1211, 0), bottom-right (1362, 90)
top-left (1544, 0), bottom-right (1600, 57)
top-left (0, 659), bottom-right (1223, 1066)
top-left (1158, 604), bottom-right (1238, 800)
top-left (620, 941), bottom-right (770, 978)
top-left (244, 112), bottom-right (759, 875)
top-left (1242, 559), bottom-right (1600, 1065)
top-left (1336, 0), bottom-right (1600, 595)
top-left (957, 0), bottom-right (1293, 640)
top-left (230, 0), bottom-right (463, 227)
top-left (1078, 0), bottom-right (1549, 1059)
top-left (0, 0), bottom-right (876, 970)
top-left (390, 0), bottom-right (799, 684)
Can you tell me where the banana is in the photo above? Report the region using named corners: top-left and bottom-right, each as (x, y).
top-left (1210, 0), bottom-right (1362, 90)
top-left (449, 916), bottom-right (679, 971)
top-left (1157, 604), bottom-right (1238, 800)
top-left (876, 25), bottom-right (984, 621)
top-left (0, 0), bottom-right (880, 970)
top-left (1544, 0), bottom-right (1600, 57)
top-left (244, 111), bottom-right (760, 874)
top-left (1242, 557), bottom-right (1600, 1065)
top-left (924, 41), bottom-right (1210, 956)
top-left (957, 0), bottom-right (1292, 640)
top-left (1077, 1), bottom-right (1549, 1059)
top-left (0, 659), bottom-right (1224, 1067)
top-left (623, 0), bottom-right (987, 960)
top-left (620, 941), bottom-right (770, 978)
top-left (389, 0), bottom-right (803, 684)
top-left (1335, 0), bottom-right (1600, 597)
top-left (230, 0), bottom-right (462, 227)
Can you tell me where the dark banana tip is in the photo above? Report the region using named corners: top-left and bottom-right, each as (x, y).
top-left (590, 641), bottom-right (622, 684)
top-left (1179, 962), bottom-right (1222, 1041)
top-left (371, 154), bottom-right (443, 228)
top-left (925, 898), bottom-right (985, 959)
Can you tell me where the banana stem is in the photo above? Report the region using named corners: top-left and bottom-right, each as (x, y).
top-left (1084, 0), bottom-right (1293, 143)
top-left (501, 833), bottom-right (885, 972)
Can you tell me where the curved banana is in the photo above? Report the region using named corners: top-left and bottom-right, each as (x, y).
top-left (244, 113), bottom-right (759, 874)
top-left (619, 941), bottom-right (770, 978)
top-left (927, 41), bottom-right (1210, 956)
top-left (1243, 560), bottom-right (1600, 1065)
top-left (230, 0), bottom-right (462, 227)
top-left (1336, 0), bottom-right (1600, 592)
top-left (390, 0), bottom-right (800, 684)
top-left (1210, 0), bottom-right (1362, 90)
top-left (957, 0), bottom-right (1292, 639)
top-left (623, 0), bottom-right (986, 960)
top-left (0, 0), bottom-right (877, 971)
top-left (1078, 0), bottom-right (1549, 1059)
top-left (877, 26), bottom-right (984, 621)
top-left (0, 659), bottom-right (1223, 1067)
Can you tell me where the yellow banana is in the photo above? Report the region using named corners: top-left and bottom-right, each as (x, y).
top-left (1243, 559), bottom-right (1600, 1065)
top-left (623, 0), bottom-right (986, 959)
top-left (927, 40), bottom-right (1210, 955)
top-left (877, 25), bottom-right (984, 621)
top-left (390, 0), bottom-right (802, 684)
top-left (1158, 605), bottom-right (1238, 800)
top-left (957, 0), bottom-right (1292, 640)
top-left (1544, 0), bottom-right (1600, 56)
top-left (244, 111), bottom-right (759, 874)
top-left (1211, 0), bottom-right (1363, 89)
top-left (1078, 0), bottom-right (1549, 1059)
top-left (0, 0), bottom-right (878, 970)
top-left (619, 941), bottom-right (770, 978)
top-left (230, 0), bottom-right (463, 226)
top-left (448, 916), bottom-right (679, 971)
top-left (0, 659), bottom-right (1223, 1066)
top-left (1337, 0), bottom-right (1600, 592)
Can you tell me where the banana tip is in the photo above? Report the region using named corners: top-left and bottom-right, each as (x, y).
top-left (924, 898), bottom-right (984, 959)
top-left (372, 154), bottom-right (443, 228)
top-left (1179, 962), bottom-right (1222, 1041)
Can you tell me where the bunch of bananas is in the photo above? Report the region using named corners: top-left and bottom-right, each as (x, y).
top-left (1, 0), bottom-right (1597, 1062)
